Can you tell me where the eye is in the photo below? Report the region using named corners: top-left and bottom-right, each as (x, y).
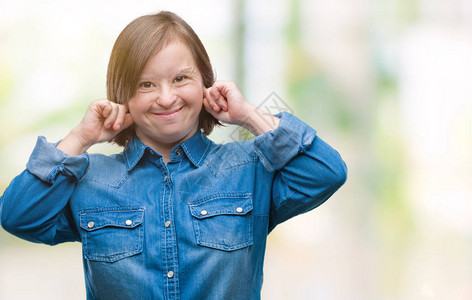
top-left (140, 82), bottom-right (154, 89)
top-left (174, 76), bottom-right (186, 83)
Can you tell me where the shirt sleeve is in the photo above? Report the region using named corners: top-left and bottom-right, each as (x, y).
top-left (0, 136), bottom-right (88, 245)
top-left (253, 112), bottom-right (347, 232)
top-left (26, 136), bottom-right (89, 183)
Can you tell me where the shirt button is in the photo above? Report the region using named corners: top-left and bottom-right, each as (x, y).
top-left (165, 220), bottom-right (171, 228)
top-left (164, 175), bottom-right (168, 182)
top-left (175, 149), bottom-right (181, 156)
top-left (125, 220), bottom-right (133, 226)
top-left (200, 210), bottom-right (208, 216)
top-left (236, 207), bottom-right (243, 213)
top-left (167, 271), bottom-right (174, 278)
top-left (87, 221), bottom-right (95, 229)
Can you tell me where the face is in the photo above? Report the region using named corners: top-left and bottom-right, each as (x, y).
top-left (128, 40), bottom-right (204, 151)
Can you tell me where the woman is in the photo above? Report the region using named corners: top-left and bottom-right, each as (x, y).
top-left (0, 11), bottom-right (347, 299)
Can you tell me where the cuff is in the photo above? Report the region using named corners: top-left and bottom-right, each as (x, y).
top-left (253, 112), bottom-right (317, 172)
top-left (26, 136), bottom-right (89, 184)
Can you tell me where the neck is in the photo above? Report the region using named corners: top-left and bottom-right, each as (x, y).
top-left (159, 146), bottom-right (173, 164)
top-left (146, 141), bottom-right (174, 164)
top-left (135, 127), bottom-right (198, 164)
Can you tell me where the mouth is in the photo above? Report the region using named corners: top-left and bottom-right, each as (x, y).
top-left (152, 106), bottom-right (184, 119)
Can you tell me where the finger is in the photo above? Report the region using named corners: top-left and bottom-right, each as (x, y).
top-left (203, 97), bottom-right (220, 117)
top-left (211, 81), bottom-right (232, 98)
top-left (101, 101), bottom-right (113, 118)
top-left (120, 113), bottom-right (134, 130)
top-left (210, 85), bottom-right (220, 99)
top-left (203, 97), bottom-right (214, 113)
top-left (210, 86), bottom-right (228, 112)
top-left (104, 103), bottom-right (119, 129)
top-left (210, 83), bottom-right (229, 111)
top-left (214, 93), bottom-right (228, 112)
top-left (205, 88), bottom-right (220, 112)
top-left (113, 105), bottom-right (127, 131)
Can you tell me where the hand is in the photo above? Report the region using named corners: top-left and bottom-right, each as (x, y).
top-left (57, 99), bottom-right (134, 156)
top-left (203, 81), bottom-right (280, 135)
top-left (203, 81), bottom-right (254, 126)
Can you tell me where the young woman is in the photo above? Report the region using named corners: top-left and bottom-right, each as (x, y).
top-left (0, 11), bottom-right (347, 299)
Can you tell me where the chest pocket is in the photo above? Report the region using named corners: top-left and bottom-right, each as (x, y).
top-left (79, 207), bottom-right (144, 263)
top-left (189, 193), bottom-right (253, 251)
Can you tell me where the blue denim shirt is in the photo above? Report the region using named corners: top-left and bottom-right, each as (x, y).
top-left (1, 112), bottom-right (347, 300)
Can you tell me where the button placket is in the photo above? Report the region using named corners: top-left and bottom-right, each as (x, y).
top-left (161, 164), bottom-right (179, 298)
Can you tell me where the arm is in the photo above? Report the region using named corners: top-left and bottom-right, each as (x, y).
top-left (253, 112), bottom-right (347, 231)
top-left (0, 100), bottom-right (133, 244)
top-left (0, 138), bottom-right (88, 244)
top-left (204, 82), bottom-right (347, 231)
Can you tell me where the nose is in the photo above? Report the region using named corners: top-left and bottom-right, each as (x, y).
top-left (156, 85), bottom-right (177, 108)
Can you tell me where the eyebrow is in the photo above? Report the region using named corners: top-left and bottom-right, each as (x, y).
top-left (139, 67), bottom-right (196, 81)
top-left (174, 67), bottom-right (196, 77)
top-left (138, 74), bottom-right (156, 81)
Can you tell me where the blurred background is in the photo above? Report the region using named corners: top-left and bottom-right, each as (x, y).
top-left (1, 0), bottom-right (471, 299)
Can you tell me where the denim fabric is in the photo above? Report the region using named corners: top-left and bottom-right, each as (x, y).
top-left (1, 112), bottom-right (347, 300)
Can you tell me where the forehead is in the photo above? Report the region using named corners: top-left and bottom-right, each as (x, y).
top-left (142, 40), bottom-right (197, 75)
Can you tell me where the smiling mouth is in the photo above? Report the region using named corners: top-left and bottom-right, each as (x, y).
top-left (153, 107), bottom-right (184, 119)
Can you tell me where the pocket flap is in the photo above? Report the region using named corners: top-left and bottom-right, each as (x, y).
top-left (79, 207), bottom-right (144, 231)
top-left (189, 193), bottom-right (253, 220)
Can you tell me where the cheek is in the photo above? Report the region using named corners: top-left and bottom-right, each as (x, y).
top-left (128, 95), bottom-right (151, 114)
top-left (180, 85), bottom-right (204, 107)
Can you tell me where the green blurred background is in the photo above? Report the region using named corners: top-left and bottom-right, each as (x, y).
top-left (1, 0), bottom-right (471, 299)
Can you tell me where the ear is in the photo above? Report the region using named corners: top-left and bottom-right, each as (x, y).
top-left (121, 114), bottom-right (134, 130)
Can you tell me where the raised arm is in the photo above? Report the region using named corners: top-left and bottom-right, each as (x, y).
top-left (253, 113), bottom-right (347, 231)
top-left (58, 99), bottom-right (133, 155)
top-left (0, 99), bottom-right (133, 244)
top-left (204, 82), bottom-right (347, 232)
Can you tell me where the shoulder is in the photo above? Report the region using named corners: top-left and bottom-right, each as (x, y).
top-left (204, 140), bottom-right (259, 175)
top-left (87, 151), bottom-right (126, 168)
top-left (81, 151), bottom-right (128, 187)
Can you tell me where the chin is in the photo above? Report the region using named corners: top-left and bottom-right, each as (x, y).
top-left (159, 129), bottom-right (194, 145)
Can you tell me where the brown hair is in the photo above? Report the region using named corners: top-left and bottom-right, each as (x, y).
top-left (107, 11), bottom-right (220, 146)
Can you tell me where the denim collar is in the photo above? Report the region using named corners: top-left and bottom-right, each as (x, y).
top-left (124, 130), bottom-right (213, 171)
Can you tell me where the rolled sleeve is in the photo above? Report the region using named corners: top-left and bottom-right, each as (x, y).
top-left (26, 136), bottom-right (89, 184)
top-left (253, 112), bottom-right (317, 172)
